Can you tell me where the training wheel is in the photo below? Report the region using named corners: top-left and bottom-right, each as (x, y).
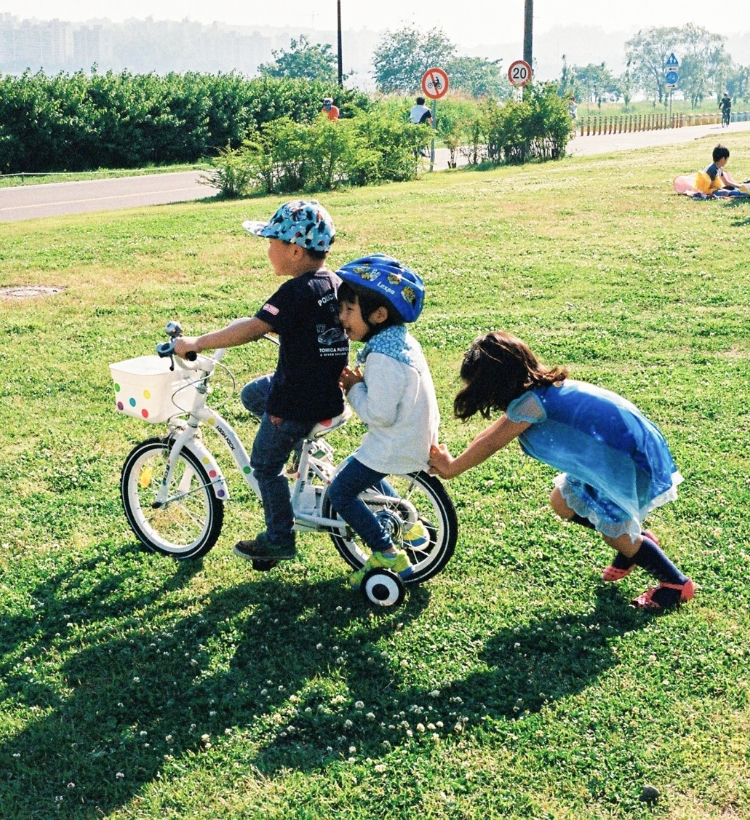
top-left (251, 558), bottom-right (280, 572)
top-left (361, 568), bottom-right (406, 607)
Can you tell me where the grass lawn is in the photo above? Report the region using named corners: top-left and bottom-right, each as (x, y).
top-left (1, 132), bottom-right (749, 819)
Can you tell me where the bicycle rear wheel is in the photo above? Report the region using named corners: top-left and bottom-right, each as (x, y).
top-left (325, 471), bottom-right (457, 584)
top-left (121, 437), bottom-right (224, 559)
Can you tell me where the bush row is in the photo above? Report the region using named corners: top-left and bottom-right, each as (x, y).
top-left (0, 70), bottom-right (573, 187)
top-left (0, 69), bottom-right (369, 173)
top-left (204, 112), bottom-right (430, 196)
top-left (206, 86), bottom-right (574, 196)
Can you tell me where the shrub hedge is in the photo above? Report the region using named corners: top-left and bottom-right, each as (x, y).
top-left (0, 70), bottom-right (573, 190)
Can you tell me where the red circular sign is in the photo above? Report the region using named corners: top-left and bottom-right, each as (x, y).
top-left (421, 67), bottom-right (449, 100)
top-left (508, 59), bottom-right (532, 87)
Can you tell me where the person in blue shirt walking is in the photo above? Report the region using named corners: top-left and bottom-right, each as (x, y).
top-left (429, 331), bottom-right (694, 610)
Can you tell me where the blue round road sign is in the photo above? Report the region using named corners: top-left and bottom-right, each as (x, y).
top-left (665, 70), bottom-right (679, 85)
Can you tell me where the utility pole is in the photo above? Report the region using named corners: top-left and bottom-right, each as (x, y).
top-left (337, 1), bottom-right (343, 88)
top-left (523, 0), bottom-right (533, 97)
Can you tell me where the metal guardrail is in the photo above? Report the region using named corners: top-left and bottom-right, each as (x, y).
top-left (578, 110), bottom-right (748, 136)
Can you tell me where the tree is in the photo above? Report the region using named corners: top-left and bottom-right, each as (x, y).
top-left (626, 26), bottom-right (683, 104)
top-left (258, 35), bottom-right (339, 83)
top-left (626, 25), bottom-right (729, 107)
top-left (725, 64), bottom-right (750, 103)
top-left (372, 25), bottom-right (456, 94)
top-left (446, 56), bottom-right (511, 99)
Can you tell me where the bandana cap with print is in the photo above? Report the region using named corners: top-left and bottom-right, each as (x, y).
top-left (242, 200), bottom-right (335, 252)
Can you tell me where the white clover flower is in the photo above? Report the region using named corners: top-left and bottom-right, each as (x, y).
top-left (431, 733), bottom-right (440, 742)
top-left (209, 710), bottom-right (217, 716)
top-left (305, 707), bottom-right (312, 714)
top-left (416, 723), bottom-right (425, 732)
top-left (366, 712), bottom-right (376, 721)
top-left (406, 729), bottom-right (413, 737)
top-left (436, 721), bottom-right (444, 728)
top-left (260, 688), bottom-right (268, 695)
top-left (427, 723), bottom-right (435, 731)
top-left (400, 660), bottom-right (408, 668)
top-left (347, 757), bottom-right (356, 763)
top-left (165, 734), bottom-right (173, 742)
top-left (344, 719), bottom-right (353, 729)
top-left (316, 643), bottom-right (323, 650)
top-left (224, 728), bottom-right (232, 735)
top-left (140, 731), bottom-right (148, 737)
top-left (349, 745), bottom-right (357, 753)
top-left (429, 689), bottom-right (441, 698)
top-left (201, 734), bottom-right (210, 742)
top-left (278, 685), bottom-right (285, 692)
top-left (133, 677), bottom-right (140, 683)
top-left (115, 772), bottom-right (125, 779)
top-left (374, 764), bottom-right (386, 773)
top-left (354, 701), bottom-right (364, 709)
top-left (67, 782), bottom-right (75, 789)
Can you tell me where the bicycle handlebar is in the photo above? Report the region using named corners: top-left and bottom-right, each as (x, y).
top-left (156, 321), bottom-right (275, 369)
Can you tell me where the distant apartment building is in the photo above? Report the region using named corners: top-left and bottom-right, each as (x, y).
top-left (0, 14), bottom-right (378, 81)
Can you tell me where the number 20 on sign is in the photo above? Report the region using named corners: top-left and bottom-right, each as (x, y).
top-left (508, 60), bottom-right (532, 87)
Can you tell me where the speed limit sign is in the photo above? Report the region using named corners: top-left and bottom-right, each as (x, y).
top-left (508, 59), bottom-right (532, 87)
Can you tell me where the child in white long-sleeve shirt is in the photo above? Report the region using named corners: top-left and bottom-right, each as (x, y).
top-left (328, 254), bottom-right (440, 588)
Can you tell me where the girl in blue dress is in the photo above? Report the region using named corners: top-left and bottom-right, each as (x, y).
top-left (429, 331), bottom-right (694, 610)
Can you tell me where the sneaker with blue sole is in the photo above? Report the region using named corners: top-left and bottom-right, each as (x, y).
top-left (349, 549), bottom-right (413, 588)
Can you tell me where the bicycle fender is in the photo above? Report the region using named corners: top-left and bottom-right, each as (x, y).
top-left (184, 439), bottom-right (230, 501)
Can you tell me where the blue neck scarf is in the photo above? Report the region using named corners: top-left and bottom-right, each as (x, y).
top-left (356, 324), bottom-right (421, 370)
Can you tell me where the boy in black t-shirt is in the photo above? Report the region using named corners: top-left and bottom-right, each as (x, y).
top-left (174, 200), bottom-right (349, 560)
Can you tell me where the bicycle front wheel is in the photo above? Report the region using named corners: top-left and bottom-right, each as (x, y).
top-left (325, 471), bottom-right (457, 584)
top-left (121, 437), bottom-right (224, 559)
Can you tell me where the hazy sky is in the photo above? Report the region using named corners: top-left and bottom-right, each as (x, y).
top-left (2, 1), bottom-right (749, 46)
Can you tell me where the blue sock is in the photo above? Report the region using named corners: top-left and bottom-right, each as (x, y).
top-left (632, 536), bottom-right (687, 585)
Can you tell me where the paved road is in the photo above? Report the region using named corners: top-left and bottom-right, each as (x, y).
top-left (2, 120), bottom-right (750, 223)
top-left (0, 171), bottom-right (220, 223)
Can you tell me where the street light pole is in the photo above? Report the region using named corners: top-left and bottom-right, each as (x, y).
top-left (523, 0), bottom-right (533, 97)
top-left (337, 0), bottom-right (343, 88)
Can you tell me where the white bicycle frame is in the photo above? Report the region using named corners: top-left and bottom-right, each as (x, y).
top-left (155, 350), bottom-right (418, 536)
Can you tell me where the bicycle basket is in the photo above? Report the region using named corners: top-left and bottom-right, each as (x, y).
top-left (109, 355), bottom-right (199, 422)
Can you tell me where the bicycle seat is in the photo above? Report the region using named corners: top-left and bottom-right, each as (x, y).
top-left (309, 406), bottom-right (351, 438)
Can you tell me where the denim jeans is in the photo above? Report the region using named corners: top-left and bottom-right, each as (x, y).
top-left (327, 457), bottom-right (398, 553)
top-left (241, 375), bottom-right (315, 547)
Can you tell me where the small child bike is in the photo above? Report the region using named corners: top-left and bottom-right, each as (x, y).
top-left (112, 323), bottom-right (457, 606)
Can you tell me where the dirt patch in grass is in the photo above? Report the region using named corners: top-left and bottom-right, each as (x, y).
top-left (0, 285), bottom-right (66, 298)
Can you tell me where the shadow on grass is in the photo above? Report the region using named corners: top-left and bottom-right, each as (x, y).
top-left (0, 550), bottom-right (644, 817)
top-left (0, 548), bottom-right (428, 817)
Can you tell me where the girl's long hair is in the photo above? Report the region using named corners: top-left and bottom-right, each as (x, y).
top-left (454, 331), bottom-right (568, 420)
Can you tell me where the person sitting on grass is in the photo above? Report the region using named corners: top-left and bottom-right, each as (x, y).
top-left (695, 144), bottom-right (744, 194)
top-left (174, 200), bottom-right (349, 563)
top-left (429, 331), bottom-right (695, 611)
top-left (329, 254), bottom-right (440, 588)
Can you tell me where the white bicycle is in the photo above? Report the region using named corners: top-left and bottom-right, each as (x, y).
top-left (112, 323), bottom-right (458, 605)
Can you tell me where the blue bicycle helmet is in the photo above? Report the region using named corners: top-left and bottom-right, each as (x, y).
top-left (336, 254), bottom-right (425, 323)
